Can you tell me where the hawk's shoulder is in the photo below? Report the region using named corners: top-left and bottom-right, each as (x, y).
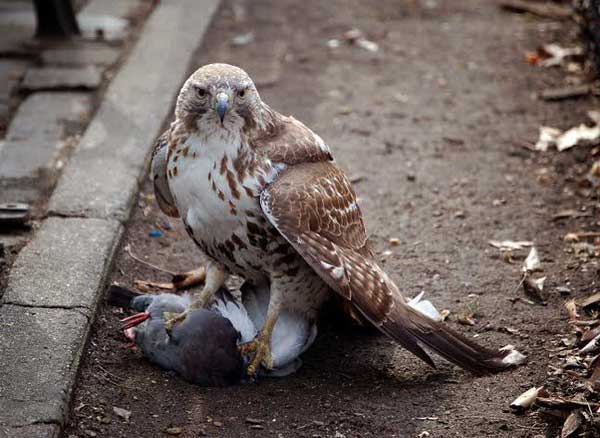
top-left (250, 113), bottom-right (333, 165)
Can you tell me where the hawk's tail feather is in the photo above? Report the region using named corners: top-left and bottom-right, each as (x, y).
top-left (336, 250), bottom-right (526, 375)
top-left (379, 303), bottom-right (526, 375)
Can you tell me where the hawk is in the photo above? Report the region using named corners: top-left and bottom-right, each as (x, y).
top-left (152, 63), bottom-right (524, 376)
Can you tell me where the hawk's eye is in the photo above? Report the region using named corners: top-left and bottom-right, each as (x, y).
top-left (195, 87), bottom-right (207, 98)
top-left (238, 88), bottom-right (246, 98)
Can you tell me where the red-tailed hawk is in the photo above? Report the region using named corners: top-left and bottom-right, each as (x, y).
top-left (153, 63), bottom-right (525, 376)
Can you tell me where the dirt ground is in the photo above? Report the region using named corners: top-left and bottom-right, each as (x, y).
top-left (65, 1), bottom-right (599, 437)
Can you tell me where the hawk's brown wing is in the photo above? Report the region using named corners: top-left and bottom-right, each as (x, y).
top-left (151, 131), bottom-right (179, 218)
top-left (260, 161), bottom-right (523, 375)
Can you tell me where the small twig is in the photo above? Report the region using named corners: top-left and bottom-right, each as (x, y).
top-left (540, 84), bottom-right (591, 101)
top-left (97, 364), bottom-right (126, 382)
top-left (511, 273), bottom-right (527, 296)
top-left (498, 0), bottom-right (572, 20)
top-left (124, 244), bottom-right (175, 275)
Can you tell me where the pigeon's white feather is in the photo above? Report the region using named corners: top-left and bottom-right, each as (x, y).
top-left (242, 282), bottom-right (317, 372)
top-left (212, 295), bottom-right (257, 343)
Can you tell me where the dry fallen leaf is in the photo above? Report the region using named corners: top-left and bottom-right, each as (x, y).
top-left (580, 333), bottom-right (600, 355)
top-left (565, 300), bottom-right (579, 321)
top-left (539, 43), bottom-right (583, 68)
top-left (556, 124), bottom-right (600, 151)
top-left (113, 406), bottom-right (131, 421)
top-left (534, 121), bottom-right (600, 152)
top-left (561, 410), bottom-right (583, 438)
top-left (587, 160), bottom-right (600, 187)
top-left (535, 126), bottom-right (561, 152)
top-left (580, 292), bottom-right (600, 309)
top-left (523, 276), bottom-right (546, 305)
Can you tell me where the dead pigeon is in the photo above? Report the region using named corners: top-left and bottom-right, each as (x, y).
top-left (108, 283), bottom-right (317, 383)
top-left (114, 287), bottom-right (243, 386)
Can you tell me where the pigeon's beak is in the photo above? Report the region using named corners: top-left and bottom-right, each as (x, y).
top-left (120, 312), bottom-right (150, 330)
top-left (215, 92), bottom-right (229, 123)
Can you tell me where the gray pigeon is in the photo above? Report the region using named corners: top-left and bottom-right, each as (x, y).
top-left (115, 287), bottom-right (243, 386)
top-left (109, 283), bottom-right (317, 384)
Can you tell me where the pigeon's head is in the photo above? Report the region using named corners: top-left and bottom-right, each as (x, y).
top-left (121, 293), bottom-right (190, 343)
top-left (122, 300), bottom-right (244, 386)
top-left (176, 63), bottom-right (263, 132)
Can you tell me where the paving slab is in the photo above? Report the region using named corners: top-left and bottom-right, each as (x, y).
top-left (0, 424), bottom-right (60, 438)
top-left (41, 45), bottom-right (121, 67)
top-left (2, 217), bottom-right (122, 310)
top-left (0, 93), bottom-right (92, 204)
top-left (49, 0), bottom-right (221, 222)
top-left (21, 66), bottom-right (103, 91)
top-left (0, 59), bottom-right (28, 102)
top-left (6, 92), bottom-right (91, 142)
top-left (0, 305), bottom-right (89, 429)
top-left (0, 138), bottom-right (62, 180)
top-left (0, 59), bottom-right (29, 129)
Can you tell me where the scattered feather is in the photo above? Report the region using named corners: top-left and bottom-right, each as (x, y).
top-left (500, 345), bottom-right (527, 366)
top-left (489, 240), bottom-right (533, 251)
top-left (522, 247), bottom-right (541, 272)
top-left (510, 386), bottom-right (542, 412)
top-left (407, 292), bottom-right (442, 321)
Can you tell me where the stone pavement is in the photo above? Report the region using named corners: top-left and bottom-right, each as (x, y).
top-left (0, 0), bottom-right (221, 436)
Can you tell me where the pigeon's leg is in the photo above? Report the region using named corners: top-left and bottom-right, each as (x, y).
top-left (171, 266), bottom-right (206, 290)
top-left (164, 261), bottom-right (226, 330)
top-left (239, 276), bottom-right (286, 375)
top-left (135, 266), bottom-right (206, 292)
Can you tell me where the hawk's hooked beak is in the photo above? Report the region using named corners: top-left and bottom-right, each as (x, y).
top-left (215, 92), bottom-right (229, 123)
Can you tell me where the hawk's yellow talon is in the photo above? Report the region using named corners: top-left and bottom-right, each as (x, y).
top-left (239, 335), bottom-right (273, 375)
top-left (163, 311), bottom-right (188, 332)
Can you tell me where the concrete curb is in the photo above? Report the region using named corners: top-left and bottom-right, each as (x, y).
top-left (0, 1), bottom-right (221, 436)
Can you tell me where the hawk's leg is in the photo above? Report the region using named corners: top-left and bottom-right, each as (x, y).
top-left (239, 304), bottom-right (281, 375)
top-left (239, 275), bottom-right (289, 375)
top-left (164, 261), bottom-right (227, 330)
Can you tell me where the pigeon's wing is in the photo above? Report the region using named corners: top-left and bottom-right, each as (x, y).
top-left (260, 161), bottom-right (523, 375)
top-left (213, 288), bottom-right (257, 343)
top-left (151, 131), bottom-right (179, 218)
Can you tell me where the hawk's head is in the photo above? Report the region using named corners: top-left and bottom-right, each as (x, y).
top-left (176, 63), bottom-right (263, 133)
